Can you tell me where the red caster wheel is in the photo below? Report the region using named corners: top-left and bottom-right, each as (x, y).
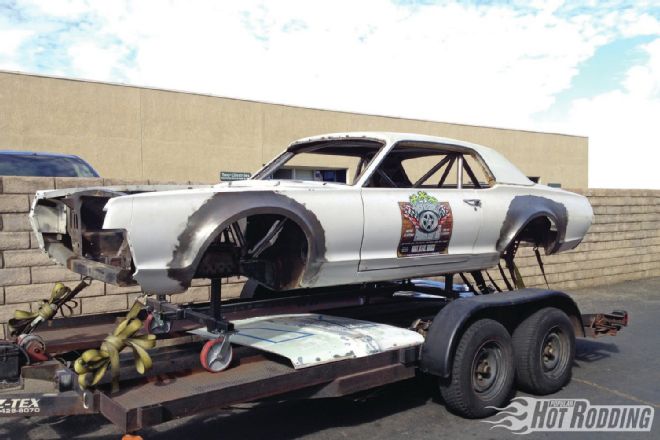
top-left (200, 335), bottom-right (233, 372)
top-left (143, 313), bottom-right (172, 335)
top-left (18, 334), bottom-right (49, 363)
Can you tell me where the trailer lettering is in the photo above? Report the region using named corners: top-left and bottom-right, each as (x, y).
top-left (0, 398), bottom-right (41, 414)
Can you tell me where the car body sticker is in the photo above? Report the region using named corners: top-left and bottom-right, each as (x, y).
top-left (398, 191), bottom-right (453, 257)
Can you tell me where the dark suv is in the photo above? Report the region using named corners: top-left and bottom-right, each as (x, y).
top-left (0, 151), bottom-right (99, 177)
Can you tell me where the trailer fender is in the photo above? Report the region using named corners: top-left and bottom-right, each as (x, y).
top-left (420, 289), bottom-right (583, 378)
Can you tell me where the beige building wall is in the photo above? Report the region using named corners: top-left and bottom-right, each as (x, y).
top-left (0, 71), bottom-right (588, 187)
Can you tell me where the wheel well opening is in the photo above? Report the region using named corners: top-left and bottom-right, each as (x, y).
top-left (194, 213), bottom-right (309, 291)
top-left (243, 214), bottom-right (309, 290)
top-left (515, 216), bottom-right (558, 253)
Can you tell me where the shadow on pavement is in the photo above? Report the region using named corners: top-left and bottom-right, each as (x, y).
top-left (574, 338), bottom-right (620, 364)
top-left (139, 375), bottom-right (437, 440)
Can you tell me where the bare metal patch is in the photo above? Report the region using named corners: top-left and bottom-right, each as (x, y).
top-left (497, 195), bottom-right (568, 254)
top-left (166, 191), bottom-right (327, 290)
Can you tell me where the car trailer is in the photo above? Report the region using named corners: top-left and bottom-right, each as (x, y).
top-left (0, 279), bottom-right (628, 436)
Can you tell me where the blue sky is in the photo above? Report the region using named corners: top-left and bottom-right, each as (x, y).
top-left (1, 0), bottom-right (659, 188)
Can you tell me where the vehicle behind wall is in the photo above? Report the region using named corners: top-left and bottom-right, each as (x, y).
top-left (0, 150), bottom-right (99, 177)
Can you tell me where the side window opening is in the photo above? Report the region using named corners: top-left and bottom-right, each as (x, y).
top-left (366, 143), bottom-right (493, 189)
top-left (462, 154), bottom-right (491, 189)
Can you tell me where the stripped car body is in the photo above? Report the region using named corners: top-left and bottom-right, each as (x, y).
top-left (29, 132), bottom-right (593, 295)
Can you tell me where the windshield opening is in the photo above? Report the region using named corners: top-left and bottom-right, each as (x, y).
top-left (253, 139), bottom-right (384, 185)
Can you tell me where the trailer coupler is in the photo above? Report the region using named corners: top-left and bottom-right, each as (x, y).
top-left (582, 310), bottom-right (628, 337)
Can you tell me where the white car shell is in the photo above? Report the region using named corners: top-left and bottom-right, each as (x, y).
top-left (30, 132), bottom-right (593, 295)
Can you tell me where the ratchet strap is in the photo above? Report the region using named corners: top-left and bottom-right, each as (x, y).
top-left (458, 273), bottom-right (476, 294)
top-left (534, 247), bottom-right (550, 288)
top-left (469, 271), bottom-right (488, 294)
top-left (497, 262), bottom-right (514, 291)
top-left (9, 278), bottom-right (90, 336)
top-left (484, 270), bottom-right (502, 292)
top-left (74, 301), bottom-right (156, 393)
top-left (503, 240), bottom-right (525, 289)
top-left (508, 258), bottom-right (526, 289)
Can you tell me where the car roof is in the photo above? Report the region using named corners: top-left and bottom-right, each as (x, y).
top-left (289, 132), bottom-right (534, 186)
top-left (0, 150), bottom-right (86, 159)
top-left (0, 150), bottom-right (100, 177)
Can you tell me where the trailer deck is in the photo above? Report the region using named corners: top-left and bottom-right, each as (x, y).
top-left (2, 284), bottom-right (438, 432)
top-left (0, 281), bottom-right (628, 434)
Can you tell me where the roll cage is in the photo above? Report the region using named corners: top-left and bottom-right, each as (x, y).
top-left (252, 137), bottom-right (497, 189)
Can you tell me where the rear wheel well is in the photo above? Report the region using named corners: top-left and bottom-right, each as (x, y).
top-left (512, 216), bottom-right (558, 253)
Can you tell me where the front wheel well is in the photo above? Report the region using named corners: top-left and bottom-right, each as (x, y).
top-left (194, 213), bottom-right (310, 290)
top-left (242, 214), bottom-right (309, 289)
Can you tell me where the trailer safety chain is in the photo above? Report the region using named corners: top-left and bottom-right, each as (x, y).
top-left (74, 300), bottom-right (156, 393)
top-left (9, 278), bottom-right (92, 336)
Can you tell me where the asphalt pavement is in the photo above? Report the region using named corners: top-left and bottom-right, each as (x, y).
top-left (2, 277), bottom-right (659, 439)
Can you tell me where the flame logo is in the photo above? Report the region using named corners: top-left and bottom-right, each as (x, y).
top-left (482, 397), bottom-right (537, 434)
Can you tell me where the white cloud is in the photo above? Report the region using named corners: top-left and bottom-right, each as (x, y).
top-left (102, 0), bottom-right (606, 131)
top-left (1, 0), bottom-right (659, 188)
top-left (67, 41), bottom-right (128, 82)
top-left (0, 29), bottom-right (33, 56)
top-left (555, 38), bottom-right (660, 189)
top-left (20, 0), bottom-right (91, 18)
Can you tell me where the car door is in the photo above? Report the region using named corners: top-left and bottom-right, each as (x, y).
top-left (358, 145), bottom-right (484, 272)
top-left (359, 188), bottom-right (482, 271)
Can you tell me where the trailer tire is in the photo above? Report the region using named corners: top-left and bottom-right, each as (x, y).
top-left (438, 319), bottom-right (514, 418)
top-left (512, 307), bottom-right (575, 395)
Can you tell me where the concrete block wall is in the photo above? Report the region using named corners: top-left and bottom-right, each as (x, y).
top-left (0, 177), bottom-right (658, 338)
top-left (480, 189), bottom-right (660, 290)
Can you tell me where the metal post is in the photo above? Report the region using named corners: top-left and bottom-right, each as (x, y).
top-left (209, 278), bottom-right (222, 331)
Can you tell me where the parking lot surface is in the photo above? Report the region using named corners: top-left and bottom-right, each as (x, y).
top-left (2, 277), bottom-right (659, 439)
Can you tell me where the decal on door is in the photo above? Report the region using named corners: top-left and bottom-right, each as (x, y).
top-left (398, 191), bottom-right (453, 257)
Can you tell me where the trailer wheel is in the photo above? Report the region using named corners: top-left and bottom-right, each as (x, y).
top-left (512, 307), bottom-right (575, 395)
top-left (439, 319), bottom-right (514, 418)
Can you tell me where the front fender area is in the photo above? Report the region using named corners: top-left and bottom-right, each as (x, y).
top-left (496, 195), bottom-right (568, 254)
top-left (419, 289), bottom-right (584, 378)
top-left (163, 191), bottom-right (327, 293)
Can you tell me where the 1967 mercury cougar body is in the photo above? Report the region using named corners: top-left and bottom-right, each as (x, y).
top-left (29, 132), bottom-right (593, 295)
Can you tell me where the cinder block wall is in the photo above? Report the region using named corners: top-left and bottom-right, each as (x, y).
top-left (0, 176), bottom-right (658, 338)
top-left (488, 189), bottom-right (660, 289)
